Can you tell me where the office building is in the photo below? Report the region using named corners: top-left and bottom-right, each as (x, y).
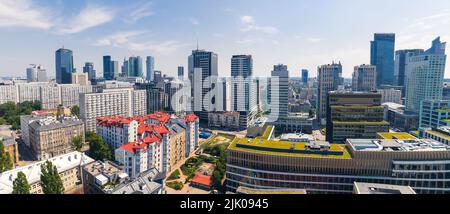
top-left (371, 33), bottom-right (395, 86)
top-left (383, 102), bottom-right (418, 132)
top-left (55, 48), bottom-right (74, 84)
top-left (326, 91), bottom-right (389, 143)
top-left (178, 66), bottom-right (184, 80)
top-left (301, 69), bottom-right (309, 85)
top-left (27, 64), bottom-right (47, 83)
top-left (419, 100), bottom-right (450, 130)
top-left (71, 73), bottom-right (90, 85)
top-left (83, 62), bottom-right (96, 81)
top-left (405, 37), bottom-right (447, 113)
top-left (378, 88), bottom-right (402, 104)
top-left (26, 115), bottom-right (84, 160)
top-left (423, 126), bottom-right (450, 145)
top-left (80, 88), bottom-right (147, 132)
top-left (208, 112), bottom-right (240, 131)
top-left (352, 64), bottom-right (377, 92)
top-left (394, 49), bottom-right (424, 92)
top-left (125, 56), bottom-right (143, 77)
top-left (231, 55), bottom-right (258, 129)
top-left (268, 64), bottom-right (289, 123)
top-left (146, 56), bottom-right (155, 82)
top-left (103, 56), bottom-right (112, 80)
top-left (188, 49), bottom-right (219, 123)
top-left (317, 62), bottom-right (343, 124)
top-left (0, 151), bottom-right (94, 194)
top-left (227, 126), bottom-right (450, 194)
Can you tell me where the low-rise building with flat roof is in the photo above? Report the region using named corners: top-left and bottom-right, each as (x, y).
top-left (377, 132), bottom-right (417, 140)
top-left (423, 127), bottom-right (450, 145)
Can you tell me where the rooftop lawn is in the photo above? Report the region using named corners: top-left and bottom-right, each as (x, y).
top-left (426, 130), bottom-right (450, 139)
top-left (229, 137), bottom-right (352, 159)
top-left (377, 132), bottom-right (417, 140)
top-left (333, 121), bottom-right (389, 126)
top-left (261, 125), bottom-right (274, 139)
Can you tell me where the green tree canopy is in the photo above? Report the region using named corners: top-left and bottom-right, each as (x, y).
top-left (40, 161), bottom-right (65, 194)
top-left (88, 133), bottom-right (112, 161)
top-left (70, 105), bottom-right (80, 118)
top-left (12, 171), bottom-right (31, 194)
top-left (0, 141), bottom-right (14, 173)
top-left (71, 136), bottom-right (84, 152)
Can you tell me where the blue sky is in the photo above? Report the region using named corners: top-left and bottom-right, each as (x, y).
top-left (0, 0), bottom-right (450, 78)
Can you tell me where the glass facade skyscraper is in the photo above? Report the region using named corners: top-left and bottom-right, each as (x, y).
top-left (83, 62), bottom-right (96, 81)
top-left (55, 48), bottom-right (74, 84)
top-left (103, 56), bottom-right (112, 80)
top-left (301, 69), bottom-right (309, 85)
top-left (371, 33), bottom-right (395, 86)
top-left (146, 56), bottom-right (155, 82)
top-left (125, 56), bottom-right (143, 77)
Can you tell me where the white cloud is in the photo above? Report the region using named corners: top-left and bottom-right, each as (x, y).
top-left (125, 2), bottom-right (154, 23)
top-left (240, 15), bottom-right (279, 34)
top-left (236, 37), bottom-right (264, 45)
top-left (306, 37), bottom-right (323, 43)
top-left (0, 0), bottom-right (54, 29)
top-left (95, 31), bottom-right (189, 55)
top-left (59, 6), bottom-right (115, 34)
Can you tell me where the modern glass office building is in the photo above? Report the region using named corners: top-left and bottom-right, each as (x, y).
top-left (83, 62), bottom-right (96, 81)
top-left (55, 48), bottom-right (74, 84)
top-left (371, 33), bottom-right (395, 86)
top-left (103, 56), bottom-right (112, 80)
top-left (146, 56), bottom-right (155, 82)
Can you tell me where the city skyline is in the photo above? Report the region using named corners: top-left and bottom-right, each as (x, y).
top-left (1, 0), bottom-right (450, 79)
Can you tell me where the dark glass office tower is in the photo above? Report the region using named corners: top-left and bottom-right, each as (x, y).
top-left (55, 48), bottom-right (74, 84)
top-left (83, 62), bottom-right (96, 81)
top-left (394, 49), bottom-right (424, 95)
top-left (103, 56), bottom-right (112, 80)
top-left (371, 33), bottom-right (395, 86)
top-left (302, 69), bottom-right (309, 85)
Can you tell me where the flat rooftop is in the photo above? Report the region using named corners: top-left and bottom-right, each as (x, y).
top-left (354, 182), bottom-right (416, 194)
top-left (347, 139), bottom-right (449, 152)
top-left (377, 132), bottom-right (417, 140)
top-left (229, 137), bottom-right (351, 159)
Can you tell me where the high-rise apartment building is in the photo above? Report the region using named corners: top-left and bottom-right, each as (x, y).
top-left (188, 50), bottom-right (218, 123)
top-left (317, 62), bottom-right (343, 124)
top-left (71, 73), bottom-right (90, 85)
top-left (55, 48), bottom-right (74, 84)
top-left (146, 56), bottom-right (155, 82)
top-left (405, 37), bottom-right (447, 113)
top-left (326, 91), bottom-right (389, 143)
top-left (80, 88), bottom-right (147, 132)
top-left (352, 64), bottom-right (377, 92)
top-left (371, 33), bottom-right (395, 86)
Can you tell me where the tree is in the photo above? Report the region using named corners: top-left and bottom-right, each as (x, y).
top-left (88, 134), bottom-right (112, 161)
top-left (40, 161), bottom-right (65, 194)
top-left (12, 172), bottom-right (31, 194)
top-left (71, 136), bottom-right (84, 152)
top-left (70, 105), bottom-right (80, 118)
top-left (0, 117), bottom-right (5, 125)
top-left (0, 141), bottom-right (14, 173)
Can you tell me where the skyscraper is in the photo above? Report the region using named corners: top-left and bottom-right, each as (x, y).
top-left (394, 49), bottom-right (424, 91)
top-left (269, 64), bottom-right (289, 123)
top-left (405, 37), bottom-right (447, 113)
top-left (317, 62), bottom-right (343, 124)
top-left (371, 33), bottom-right (395, 86)
top-left (146, 56), bottom-right (155, 82)
top-left (126, 56), bottom-right (143, 77)
top-left (231, 55), bottom-right (257, 130)
top-left (83, 62), bottom-right (96, 81)
top-left (26, 65), bottom-right (37, 82)
top-left (178, 66), bottom-right (184, 80)
top-left (103, 56), bottom-right (112, 80)
top-left (188, 49), bottom-right (218, 122)
top-left (111, 61), bottom-right (119, 79)
top-left (301, 69), bottom-right (309, 85)
top-left (55, 48), bottom-right (74, 84)
top-left (352, 64), bottom-right (377, 92)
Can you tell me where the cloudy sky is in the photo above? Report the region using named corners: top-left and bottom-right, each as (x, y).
top-left (0, 0), bottom-right (449, 79)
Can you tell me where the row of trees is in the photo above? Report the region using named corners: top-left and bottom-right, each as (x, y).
top-left (11, 161), bottom-right (64, 194)
top-left (85, 131), bottom-right (112, 161)
top-left (0, 101), bottom-right (42, 129)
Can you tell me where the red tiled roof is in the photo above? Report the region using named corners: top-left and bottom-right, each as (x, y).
top-left (146, 112), bottom-right (171, 124)
top-left (120, 141), bottom-right (148, 154)
top-left (185, 114), bottom-right (199, 123)
top-left (142, 135), bottom-right (159, 144)
top-left (154, 125), bottom-right (171, 136)
top-left (191, 173), bottom-right (212, 187)
top-left (97, 116), bottom-right (132, 128)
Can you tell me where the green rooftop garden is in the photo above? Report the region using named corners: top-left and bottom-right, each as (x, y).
top-left (331, 105), bottom-right (384, 109)
top-left (426, 130), bottom-right (450, 139)
top-left (436, 108), bottom-right (450, 113)
top-left (261, 125), bottom-right (274, 139)
top-left (229, 137), bottom-right (352, 159)
top-left (377, 132), bottom-right (417, 140)
top-left (333, 121), bottom-right (389, 126)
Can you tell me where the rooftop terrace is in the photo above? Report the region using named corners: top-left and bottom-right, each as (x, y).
top-left (347, 139), bottom-right (448, 152)
top-left (377, 132), bottom-right (417, 140)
